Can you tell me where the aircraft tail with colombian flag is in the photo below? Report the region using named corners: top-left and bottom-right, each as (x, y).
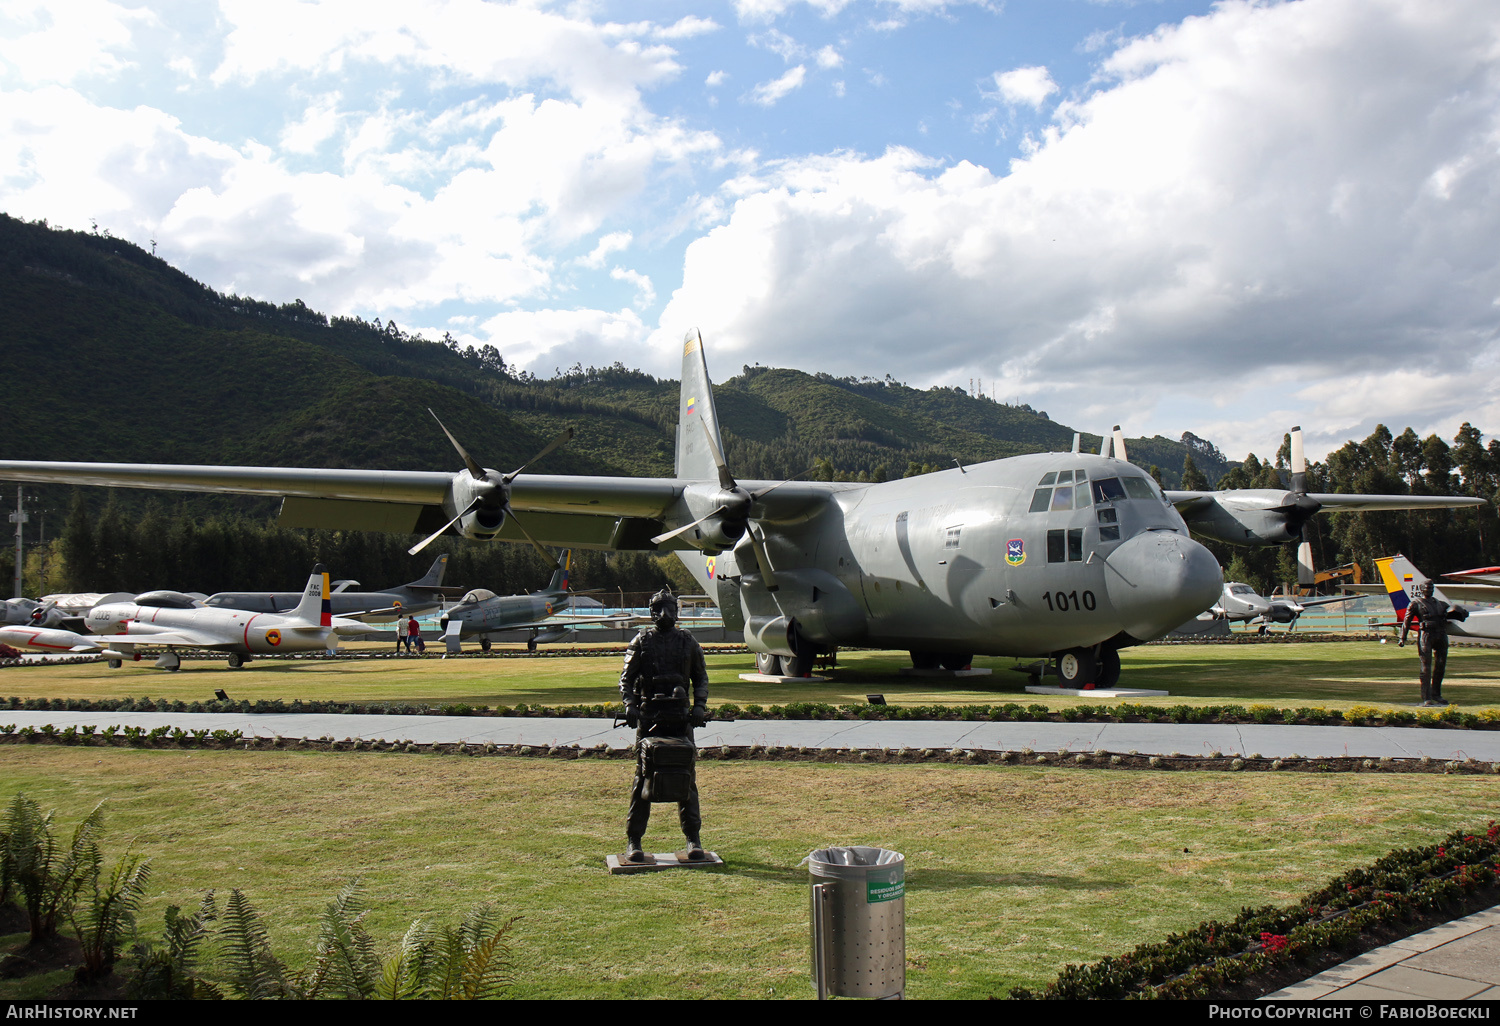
top-left (1375, 554), bottom-right (1432, 630)
top-left (292, 563), bottom-right (334, 626)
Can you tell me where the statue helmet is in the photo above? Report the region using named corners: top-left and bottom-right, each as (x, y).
top-left (649, 588), bottom-right (678, 622)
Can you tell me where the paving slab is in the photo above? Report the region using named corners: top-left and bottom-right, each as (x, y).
top-left (1404, 926), bottom-right (1500, 985)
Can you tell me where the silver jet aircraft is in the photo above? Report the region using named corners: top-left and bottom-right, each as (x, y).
top-left (204, 553), bottom-right (462, 621)
top-left (0, 331), bottom-right (1482, 687)
top-left (1373, 554), bottom-right (1500, 643)
top-left (0, 565), bottom-right (375, 669)
top-left (437, 551), bottom-right (639, 654)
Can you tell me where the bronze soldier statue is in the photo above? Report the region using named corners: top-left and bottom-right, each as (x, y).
top-left (619, 589), bottom-right (710, 864)
top-left (1398, 581), bottom-right (1469, 707)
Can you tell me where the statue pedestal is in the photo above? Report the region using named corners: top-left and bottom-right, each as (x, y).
top-left (738, 673), bottom-right (830, 683)
top-left (897, 667), bottom-right (992, 678)
top-left (606, 851), bottom-right (724, 875)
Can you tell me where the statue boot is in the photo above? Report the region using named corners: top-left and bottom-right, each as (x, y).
top-left (624, 837), bottom-right (653, 864)
top-left (678, 835), bottom-right (707, 861)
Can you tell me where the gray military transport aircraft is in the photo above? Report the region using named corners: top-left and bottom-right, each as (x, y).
top-left (0, 331), bottom-right (1483, 687)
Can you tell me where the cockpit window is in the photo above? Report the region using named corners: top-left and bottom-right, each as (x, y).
top-left (1028, 488), bottom-right (1052, 513)
top-left (459, 589), bottom-right (496, 604)
top-left (1092, 477), bottom-right (1127, 504)
top-left (1230, 585), bottom-right (1255, 596)
top-left (1038, 472), bottom-right (1057, 486)
top-left (1049, 485), bottom-right (1074, 511)
top-left (1122, 476), bottom-right (1157, 500)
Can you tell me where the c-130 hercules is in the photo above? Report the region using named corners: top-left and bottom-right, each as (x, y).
top-left (0, 332), bottom-right (1482, 687)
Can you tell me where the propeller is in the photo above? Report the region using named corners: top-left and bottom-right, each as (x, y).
top-left (649, 420), bottom-right (808, 592)
top-left (1287, 425), bottom-right (1319, 586)
top-left (408, 410), bottom-right (573, 567)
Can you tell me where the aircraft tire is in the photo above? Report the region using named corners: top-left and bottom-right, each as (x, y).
top-left (480, 638), bottom-right (492, 653)
top-left (1097, 648), bottom-right (1122, 688)
top-left (1056, 649), bottom-right (1098, 687)
top-left (909, 650), bottom-right (941, 670)
top-left (107, 660), bottom-right (121, 669)
top-left (785, 651), bottom-right (815, 677)
top-left (228, 653), bottom-right (243, 668)
top-left (939, 653), bottom-right (973, 671)
top-left (755, 652), bottom-right (783, 676)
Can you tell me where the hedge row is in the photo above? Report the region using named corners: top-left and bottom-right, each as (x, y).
top-left (1010, 822), bottom-right (1500, 999)
top-left (3, 695), bottom-right (1498, 729)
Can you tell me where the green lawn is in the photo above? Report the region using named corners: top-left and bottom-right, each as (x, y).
top-left (0, 747), bottom-right (1493, 999)
top-left (6, 640), bottom-right (1500, 713)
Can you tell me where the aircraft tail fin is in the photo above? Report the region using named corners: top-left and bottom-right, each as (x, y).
top-left (1375, 554), bottom-right (1425, 618)
top-left (675, 329), bottom-right (728, 482)
top-left (292, 564), bottom-right (333, 627)
top-left (409, 553), bottom-right (450, 588)
top-left (546, 550), bottom-right (572, 594)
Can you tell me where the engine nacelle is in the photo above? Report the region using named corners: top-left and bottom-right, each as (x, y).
top-left (1179, 497), bottom-right (1302, 546)
top-left (457, 505), bottom-right (507, 541)
top-left (743, 613), bottom-right (801, 658)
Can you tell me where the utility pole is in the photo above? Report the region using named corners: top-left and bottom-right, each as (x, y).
top-left (10, 486), bottom-right (28, 598)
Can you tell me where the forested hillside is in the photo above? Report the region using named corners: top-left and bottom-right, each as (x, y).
top-left (2, 212), bottom-right (1495, 598)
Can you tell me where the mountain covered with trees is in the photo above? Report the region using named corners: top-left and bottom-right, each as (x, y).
top-left (1, 212), bottom-right (1495, 598)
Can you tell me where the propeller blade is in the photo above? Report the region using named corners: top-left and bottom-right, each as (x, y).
top-left (1112, 425), bottom-right (1128, 464)
top-left (505, 510), bottom-right (562, 569)
top-left (504, 427), bottom-right (575, 483)
top-left (699, 420), bottom-right (736, 491)
top-left (650, 505), bottom-right (729, 546)
top-left (429, 410), bottom-right (486, 480)
top-left (1297, 521), bottom-right (1315, 586)
top-left (408, 498), bottom-right (479, 556)
top-left (747, 522), bottom-right (778, 592)
top-left (1289, 424), bottom-right (1307, 495)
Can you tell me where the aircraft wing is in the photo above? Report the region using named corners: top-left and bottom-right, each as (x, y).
top-left (94, 630), bottom-right (235, 649)
top-left (451, 613), bottom-right (645, 635)
top-left (1163, 490), bottom-right (1484, 512)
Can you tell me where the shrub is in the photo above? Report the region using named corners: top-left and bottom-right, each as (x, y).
top-left (3, 795), bottom-right (106, 943)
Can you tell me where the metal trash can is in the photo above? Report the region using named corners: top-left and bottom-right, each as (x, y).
top-left (807, 846), bottom-right (905, 999)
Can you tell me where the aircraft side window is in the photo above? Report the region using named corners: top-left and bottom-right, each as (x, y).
top-left (1092, 477), bottom-right (1126, 504)
top-left (1099, 525), bottom-right (1121, 541)
top-left (1067, 528), bottom-right (1084, 561)
top-left (1122, 477), bottom-right (1156, 500)
top-left (1039, 472), bottom-right (1058, 486)
top-left (1050, 485), bottom-right (1074, 511)
top-left (1097, 508), bottom-right (1118, 524)
top-left (1029, 488), bottom-right (1052, 513)
top-left (1047, 529), bottom-right (1065, 563)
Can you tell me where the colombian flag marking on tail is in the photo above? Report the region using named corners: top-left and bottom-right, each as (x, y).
top-left (320, 571), bottom-right (332, 627)
top-left (686, 396), bottom-right (697, 417)
top-left (1375, 557), bottom-right (1411, 616)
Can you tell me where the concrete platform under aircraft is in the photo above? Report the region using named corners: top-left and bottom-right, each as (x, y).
top-left (737, 672), bottom-right (831, 683)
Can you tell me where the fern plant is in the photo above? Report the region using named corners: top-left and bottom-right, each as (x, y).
top-left (127, 893), bottom-right (222, 1000)
top-left (70, 847), bottom-right (152, 979)
top-left (3, 794), bottom-right (105, 943)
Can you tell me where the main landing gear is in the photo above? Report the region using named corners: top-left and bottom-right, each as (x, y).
top-left (1054, 646), bottom-right (1122, 689)
top-left (755, 650), bottom-right (815, 677)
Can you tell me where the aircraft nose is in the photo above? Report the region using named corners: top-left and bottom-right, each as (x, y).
top-left (1103, 530), bottom-right (1223, 642)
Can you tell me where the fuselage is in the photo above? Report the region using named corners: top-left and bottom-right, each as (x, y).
top-left (439, 589), bottom-right (571, 637)
top-left (691, 452), bottom-right (1222, 659)
top-left (85, 602), bottom-right (336, 654)
top-left (203, 588), bottom-right (441, 620)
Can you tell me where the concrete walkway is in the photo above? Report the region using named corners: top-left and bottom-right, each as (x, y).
top-left (1265, 903), bottom-right (1500, 1001)
top-left (1, 710), bottom-right (1498, 761)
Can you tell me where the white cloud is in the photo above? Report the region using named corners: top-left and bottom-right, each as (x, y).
top-left (748, 65), bottom-right (807, 106)
top-left (992, 65), bottom-right (1057, 108)
top-left (280, 92), bottom-right (343, 154)
top-left (657, 0), bottom-right (1500, 453)
top-left (0, 0), bottom-right (151, 84)
top-left (815, 45), bottom-right (844, 70)
top-left (611, 266), bottom-right (656, 307)
top-left (705, 70), bottom-right (728, 87)
top-left (476, 305), bottom-right (650, 374)
top-left (578, 231), bottom-right (632, 269)
top-left (654, 16), bottom-right (720, 40)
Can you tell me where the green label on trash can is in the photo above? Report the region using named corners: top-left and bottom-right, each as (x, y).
top-left (867, 868), bottom-right (904, 904)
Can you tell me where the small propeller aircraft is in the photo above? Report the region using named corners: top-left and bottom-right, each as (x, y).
top-left (436, 550), bottom-right (641, 654)
top-left (0, 332), bottom-right (1483, 686)
top-left (204, 553), bottom-right (464, 621)
top-left (1209, 581), bottom-right (1358, 634)
top-left (0, 565), bottom-right (376, 669)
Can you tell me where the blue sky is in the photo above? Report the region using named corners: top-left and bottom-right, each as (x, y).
top-left (2, 0), bottom-right (1499, 464)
